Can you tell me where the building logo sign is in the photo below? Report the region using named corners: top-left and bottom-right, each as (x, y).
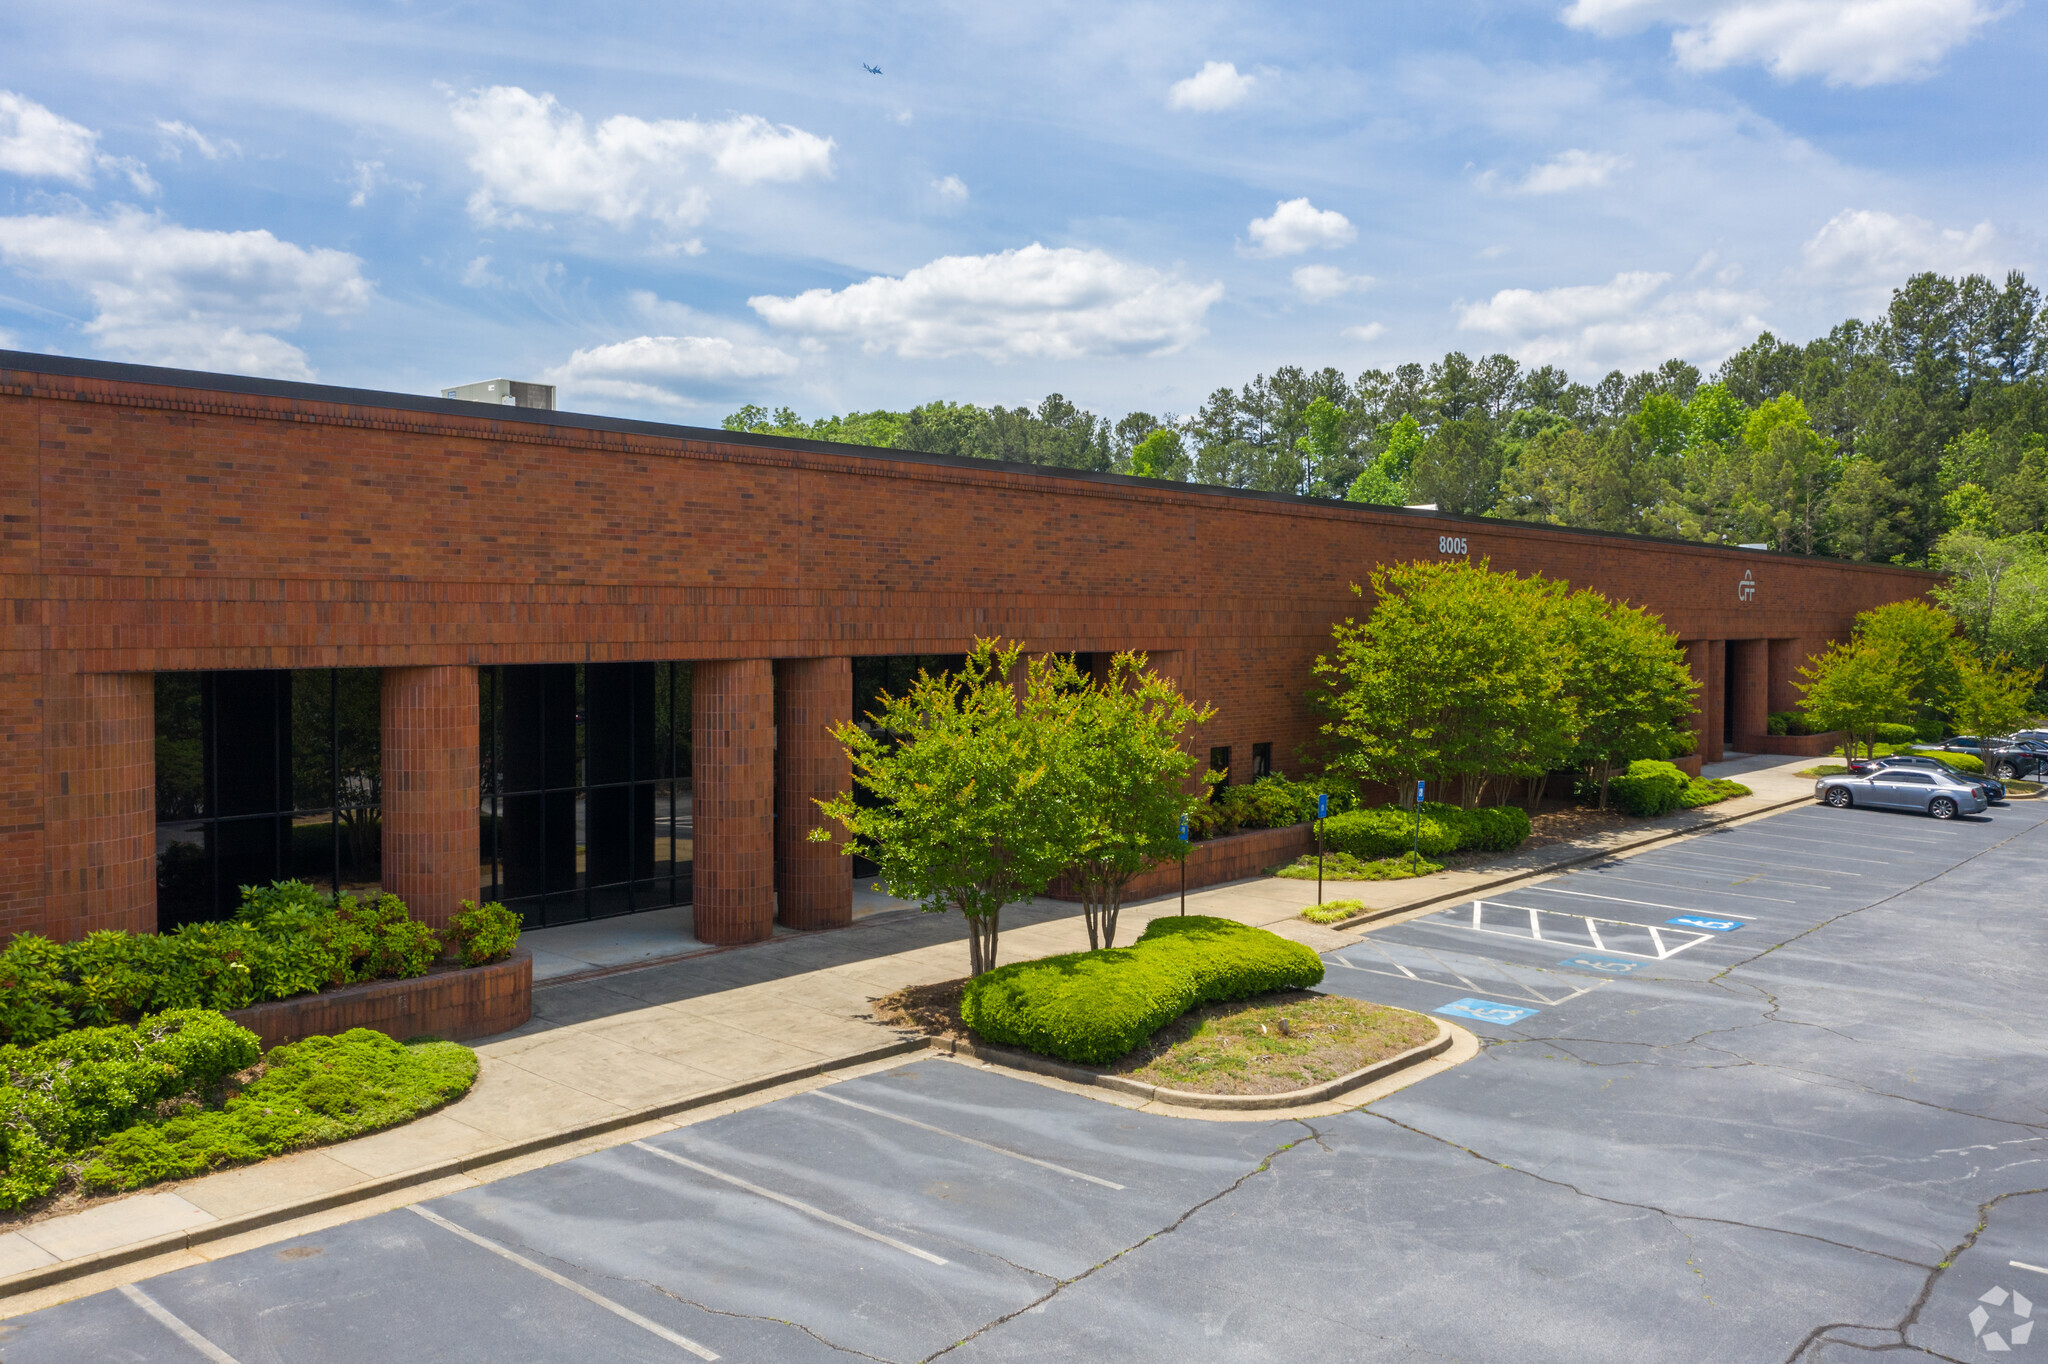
top-left (1738, 569), bottom-right (1757, 602)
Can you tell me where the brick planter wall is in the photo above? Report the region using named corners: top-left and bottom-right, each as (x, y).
top-left (1745, 731), bottom-right (1846, 758)
top-left (1046, 823), bottom-right (1317, 904)
top-left (225, 948), bottom-right (531, 1051)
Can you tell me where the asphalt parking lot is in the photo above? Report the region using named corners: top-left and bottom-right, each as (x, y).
top-left (4, 798), bottom-right (2045, 1362)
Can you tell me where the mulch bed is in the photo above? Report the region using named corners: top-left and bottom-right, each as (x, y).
top-left (871, 979), bottom-right (1436, 1096)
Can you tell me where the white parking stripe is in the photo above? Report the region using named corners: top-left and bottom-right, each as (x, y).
top-left (410, 1206), bottom-right (719, 1359)
top-left (2014, 1261), bottom-right (2048, 1276)
top-left (630, 1141), bottom-right (949, 1266)
top-left (1576, 871), bottom-right (1793, 903)
top-left (118, 1285), bottom-right (240, 1364)
top-left (1729, 830), bottom-right (1899, 861)
top-left (1635, 848), bottom-right (1850, 881)
top-left (810, 1090), bottom-right (1126, 1190)
top-left (1511, 885), bottom-right (1756, 919)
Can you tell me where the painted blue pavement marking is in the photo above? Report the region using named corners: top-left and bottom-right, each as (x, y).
top-left (1436, 997), bottom-right (1541, 1026)
top-left (1555, 953), bottom-right (1645, 975)
top-left (1666, 915), bottom-right (1744, 932)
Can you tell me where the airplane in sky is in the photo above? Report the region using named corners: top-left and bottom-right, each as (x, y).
top-left (863, 63), bottom-right (882, 75)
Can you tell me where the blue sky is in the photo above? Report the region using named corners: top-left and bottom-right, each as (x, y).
top-left (1, 0), bottom-right (2041, 426)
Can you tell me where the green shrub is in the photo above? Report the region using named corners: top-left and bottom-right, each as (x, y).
top-left (0, 1010), bottom-right (261, 1209)
top-left (446, 901), bottom-right (521, 968)
top-left (1677, 777), bottom-right (1751, 807)
top-left (1874, 722), bottom-right (1918, 744)
top-left (1272, 850), bottom-right (1443, 881)
top-left (1316, 801), bottom-right (1530, 860)
top-left (0, 881), bottom-right (448, 1047)
top-left (1300, 900), bottom-right (1363, 925)
top-left (960, 916), bottom-right (1325, 1064)
top-left (1930, 751), bottom-right (1986, 774)
top-left (80, 1030), bottom-right (477, 1194)
top-left (1769, 710), bottom-right (1820, 737)
top-left (1914, 718), bottom-right (1945, 742)
top-left (1607, 759), bottom-right (1692, 817)
top-left (1191, 775), bottom-right (1359, 840)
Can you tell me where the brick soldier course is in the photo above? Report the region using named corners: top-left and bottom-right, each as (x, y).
top-left (1, 352), bottom-right (1934, 945)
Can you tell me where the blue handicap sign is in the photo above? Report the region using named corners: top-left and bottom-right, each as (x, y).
top-left (1666, 915), bottom-right (1743, 933)
top-left (1317, 793), bottom-right (1329, 819)
top-left (1556, 953), bottom-right (1644, 975)
top-left (1179, 816), bottom-right (1189, 843)
top-left (1435, 997), bottom-right (1540, 1026)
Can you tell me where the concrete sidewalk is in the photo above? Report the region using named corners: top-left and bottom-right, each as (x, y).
top-left (0, 755), bottom-right (1822, 1310)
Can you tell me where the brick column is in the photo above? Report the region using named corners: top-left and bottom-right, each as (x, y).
top-left (1767, 639), bottom-right (1803, 717)
top-left (381, 666), bottom-right (479, 930)
top-left (775, 657), bottom-right (852, 931)
top-left (1728, 639), bottom-right (1770, 749)
top-left (1683, 640), bottom-right (1725, 764)
top-left (694, 659), bottom-right (776, 944)
top-left (44, 671), bottom-right (155, 938)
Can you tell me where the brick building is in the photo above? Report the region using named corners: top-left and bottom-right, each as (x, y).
top-left (1, 353), bottom-right (1933, 948)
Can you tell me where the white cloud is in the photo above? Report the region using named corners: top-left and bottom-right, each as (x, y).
top-left (0, 92), bottom-right (155, 195)
top-left (1801, 209), bottom-right (2002, 303)
top-left (1457, 270), bottom-right (1768, 371)
top-left (932, 174), bottom-right (968, 203)
top-left (547, 334), bottom-right (798, 408)
top-left (156, 120), bottom-right (239, 161)
top-left (0, 206), bottom-right (370, 378)
top-left (1516, 148), bottom-right (1629, 194)
top-left (0, 91), bottom-right (99, 185)
top-left (749, 243), bottom-right (1222, 361)
top-left (1167, 61), bottom-right (1255, 111)
top-left (1561, 0), bottom-right (2004, 86)
top-left (1293, 264), bottom-right (1374, 303)
top-left (1243, 198), bottom-right (1355, 258)
top-left (450, 86), bottom-right (834, 234)
top-left (1343, 322), bottom-right (1387, 342)
top-left (459, 255), bottom-right (501, 288)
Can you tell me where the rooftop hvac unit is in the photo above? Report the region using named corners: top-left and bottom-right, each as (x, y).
top-left (442, 378), bottom-right (556, 410)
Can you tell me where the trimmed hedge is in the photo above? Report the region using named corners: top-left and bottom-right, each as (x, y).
top-left (1192, 775), bottom-right (1359, 840)
top-left (0, 881), bottom-right (521, 1047)
top-left (960, 916), bottom-right (1325, 1065)
top-left (1930, 751), bottom-right (1986, 774)
top-left (1317, 802), bottom-right (1531, 860)
top-left (1608, 760), bottom-right (1692, 816)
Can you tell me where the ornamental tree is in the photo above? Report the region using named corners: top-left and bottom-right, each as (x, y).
top-left (811, 640), bottom-right (1081, 977)
top-left (1049, 652), bottom-right (1215, 951)
top-left (1948, 652), bottom-right (2038, 741)
top-left (1795, 637), bottom-right (1920, 759)
top-left (1559, 589), bottom-right (1699, 808)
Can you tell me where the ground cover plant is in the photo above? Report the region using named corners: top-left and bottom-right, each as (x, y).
top-left (0, 883), bottom-right (521, 1047)
top-left (959, 916), bottom-right (1323, 1065)
top-left (1298, 899), bottom-right (1365, 924)
top-left (1276, 853), bottom-right (1443, 883)
top-left (0, 1011), bottom-right (477, 1213)
top-left (1116, 991), bottom-right (1438, 1096)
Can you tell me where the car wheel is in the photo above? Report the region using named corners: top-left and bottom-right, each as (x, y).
top-left (1996, 762), bottom-right (2018, 779)
top-left (1823, 786), bottom-right (1853, 808)
top-left (1929, 797), bottom-right (1957, 820)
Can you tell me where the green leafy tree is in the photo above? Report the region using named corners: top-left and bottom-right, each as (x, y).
top-left (1129, 428), bottom-right (1188, 480)
top-left (1314, 560), bottom-right (1568, 808)
top-left (1055, 653), bottom-right (1216, 949)
top-left (1949, 652), bottom-right (2039, 740)
top-left (1795, 637), bottom-right (1920, 758)
top-left (1854, 599), bottom-right (1963, 720)
top-left (811, 641), bottom-right (1081, 976)
top-left (1821, 457), bottom-right (1910, 562)
top-left (1408, 419), bottom-right (1502, 515)
top-left (1932, 532), bottom-right (2048, 668)
top-left (1559, 591), bottom-right (1699, 807)
top-left (1380, 413), bottom-right (1426, 482)
top-left (1739, 395), bottom-right (1839, 553)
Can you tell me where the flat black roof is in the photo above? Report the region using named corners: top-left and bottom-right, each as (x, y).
top-left (0, 347), bottom-right (1914, 570)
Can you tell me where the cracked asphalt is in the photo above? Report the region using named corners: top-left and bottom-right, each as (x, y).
top-left (3, 798), bottom-right (2044, 1362)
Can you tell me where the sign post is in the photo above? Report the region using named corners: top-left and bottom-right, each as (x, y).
top-left (1179, 814), bottom-right (1190, 916)
top-left (1412, 779), bottom-right (1425, 869)
top-left (1316, 792), bottom-right (1329, 906)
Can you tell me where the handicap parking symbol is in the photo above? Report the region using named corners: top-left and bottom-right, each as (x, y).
top-left (1557, 953), bottom-right (1643, 975)
top-left (1435, 997), bottom-right (1540, 1026)
top-left (1666, 915), bottom-right (1743, 933)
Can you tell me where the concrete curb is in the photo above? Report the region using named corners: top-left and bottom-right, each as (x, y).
top-left (0, 1036), bottom-right (930, 1300)
top-left (923, 1017), bottom-right (1455, 1112)
top-left (1323, 791), bottom-right (1816, 931)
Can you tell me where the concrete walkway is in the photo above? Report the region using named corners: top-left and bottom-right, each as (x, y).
top-left (0, 756), bottom-right (1822, 1311)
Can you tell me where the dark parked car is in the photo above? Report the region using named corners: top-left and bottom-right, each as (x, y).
top-left (1848, 753), bottom-right (2006, 802)
top-left (1815, 767), bottom-right (1989, 819)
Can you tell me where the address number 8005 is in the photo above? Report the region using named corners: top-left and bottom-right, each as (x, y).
top-left (1439, 535), bottom-right (1470, 554)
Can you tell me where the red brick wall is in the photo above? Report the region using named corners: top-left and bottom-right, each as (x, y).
top-left (775, 656), bottom-right (852, 930)
top-left (693, 659), bottom-right (775, 944)
top-left (0, 360), bottom-right (1941, 940)
top-left (41, 670), bottom-right (153, 939)
top-left (1729, 638), bottom-right (1771, 748)
top-left (381, 666), bottom-right (480, 929)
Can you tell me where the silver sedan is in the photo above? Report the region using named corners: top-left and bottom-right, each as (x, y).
top-left (1815, 768), bottom-right (1989, 819)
